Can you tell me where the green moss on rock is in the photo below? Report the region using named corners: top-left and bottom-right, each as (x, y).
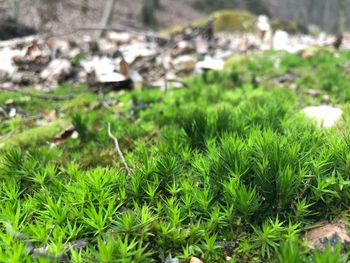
top-left (0, 119), bottom-right (70, 151)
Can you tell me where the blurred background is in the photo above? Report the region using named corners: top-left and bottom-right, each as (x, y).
top-left (0, 0), bottom-right (349, 40)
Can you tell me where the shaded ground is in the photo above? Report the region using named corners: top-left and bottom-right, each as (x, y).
top-left (0, 0), bottom-right (204, 36)
top-left (0, 19), bottom-right (37, 40)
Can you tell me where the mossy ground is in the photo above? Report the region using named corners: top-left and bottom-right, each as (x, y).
top-left (1, 50), bottom-right (350, 262)
top-left (161, 9), bottom-right (307, 36)
top-left (161, 10), bottom-right (257, 35)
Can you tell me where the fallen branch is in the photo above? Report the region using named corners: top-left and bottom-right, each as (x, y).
top-left (107, 122), bottom-right (131, 176)
top-left (0, 86), bottom-right (75, 101)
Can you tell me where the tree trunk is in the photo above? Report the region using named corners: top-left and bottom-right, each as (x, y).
top-left (142, 0), bottom-right (157, 26)
top-left (98, 0), bottom-right (116, 37)
top-left (11, 0), bottom-right (20, 22)
top-left (338, 0), bottom-right (346, 33)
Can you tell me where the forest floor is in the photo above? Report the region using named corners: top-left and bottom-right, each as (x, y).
top-left (0, 0), bottom-right (204, 37)
top-left (2, 48), bottom-right (350, 262)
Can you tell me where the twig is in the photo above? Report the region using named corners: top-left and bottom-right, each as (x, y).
top-left (44, 225), bottom-right (55, 245)
top-left (107, 123), bottom-right (131, 176)
top-left (0, 86), bottom-right (75, 101)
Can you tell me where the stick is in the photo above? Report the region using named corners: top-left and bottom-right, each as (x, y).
top-left (44, 225), bottom-right (55, 245)
top-left (0, 86), bottom-right (75, 101)
top-left (107, 123), bottom-right (131, 176)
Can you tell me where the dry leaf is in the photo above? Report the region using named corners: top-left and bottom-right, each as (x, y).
top-left (119, 58), bottom-right (130, 78)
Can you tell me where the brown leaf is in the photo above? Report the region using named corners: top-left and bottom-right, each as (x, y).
top-left (119, 58), bottom-right (130, 78)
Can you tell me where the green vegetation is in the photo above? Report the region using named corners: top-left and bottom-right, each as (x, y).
top-left (162, 9), bottom-right (310, 36)
top-left (162, 9), bottom-right (257, 35)
top-left (1, 50), bottom-right (350, 262)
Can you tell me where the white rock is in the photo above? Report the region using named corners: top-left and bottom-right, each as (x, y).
top-left (120, 43), bottom-right (157, 64)
top-left (9, 108), bottom-right (17, 118)
top-left (97, 39), bottom-right (118, 55)
top-left (40, 59), bottom-right (72, 82)
top-left (306, 221), bottom-right (350, 250)
top-left (196, 56), bottom-right (224, 72)
top-left (257, 15), bottom-right (270, 32)
top-left (190, 257), bottom-right (203, 263)
top-left (173, 55), bottom-right (197, 72)
top-left (273, 30), bottom-right (289, 50)
top-left (107, 32), bottom-right (131, 45)
top-left (130, 70), bottom-right (143, 88)
top-left (195, 40), bottom-right (209, 54)
top-left (0, 48), bottom-right (21, 75)
top-left (97, 72), bottom-right (127, 83)
top-left (81, 56), bottom-right (115, 75)
top-left (47, 38), bottom-right (71, 57)
top-left (81, 56), bottom-right (130, 83)
top-left (302, 105), bottom-right (342, 128)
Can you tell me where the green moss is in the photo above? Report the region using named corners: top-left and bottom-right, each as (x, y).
top-left (0, 119), bottom-right (70, 150)
top-left (224, 53), bottom-right (250, 69)
top-left (161, 9), bottom-right (257, 35)
top-left (2, 50), bottom-right (350, 262)
top-left (212, 9), bottom-right (257, 32)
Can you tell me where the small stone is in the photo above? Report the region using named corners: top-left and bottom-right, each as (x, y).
top-left (97, 39), bottom-right (118, 55)
top-left (107, 32), bottom-right (131, 45)
top-left (173, 55), bottom-right (197, 73)
top-left (130, 70), bottom-right (143, 89)
top-left (0, 48), bottom-right (20, 75)
top-left (306, 221), bottom-right (350, 250)
top-left (196, 56), bottom-right (224, 72)
top-left (40, 59), bottom-right (72, 83)
top-left (47, 38), bottom-right (71, 57)
top-left (273, 30), bottom-right (289, 51)
top-left (81, 56), bottom-right (114, 74)
top-left (302, 105), bottom-right (342, 128)
top-left (165, 257), bottom-right (179, 263)
top-left (96, 72), bottom-right (128, 83)
top-left (257, 15), bottom-right (271, 32)
top-left (68, 239), bottom-right (87, 250)
top-left (12, 72), bottom-right (38, 85)
top-left (9, 108), bottom-right (17, 118)
top-left (71, 131), bottom-right (79, 139)
top-left (190, 257), bottom-right (203, 263)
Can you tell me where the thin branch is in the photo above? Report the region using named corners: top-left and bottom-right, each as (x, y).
top-left (107, 122), bottom-right (131, 176)
top-left (44, 225), bottom-right (55, 245)
top-left (0, 86), bottom-right (75, 101)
